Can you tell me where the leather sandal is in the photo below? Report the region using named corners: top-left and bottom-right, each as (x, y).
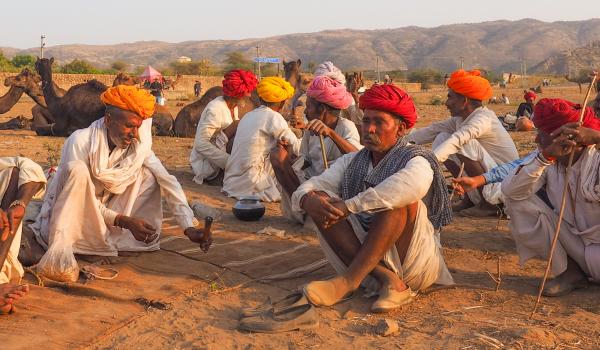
top-left (238, 304), bottom-right (319, 333)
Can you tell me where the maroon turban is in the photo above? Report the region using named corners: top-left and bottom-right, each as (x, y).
top-left (222, 70), bottom-right (258, 98)
top-left (533, 98), bottom-right (600, 134)
top-left (359, 84), bottom-right (418, 128)
top-left (524, 91), bottom-right (537, 101)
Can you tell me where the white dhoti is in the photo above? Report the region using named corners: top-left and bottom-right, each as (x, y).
top-left (316, 201), bottom-right (454, 292)
top-left (33, 160), bottom-right (163, 256)
top-left (190, 131), bottom-right (229, 184)
top-left (505, 195), bottom-right (600, 280)
top-left (433, 132), bottom-right (503, 204)
top-left (0, 168), bottom-right (23, 284)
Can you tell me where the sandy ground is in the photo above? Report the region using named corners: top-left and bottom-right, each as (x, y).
top-left (0, 84), bottom-right (599, 350)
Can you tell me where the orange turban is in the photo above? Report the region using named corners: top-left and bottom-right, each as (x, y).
top-left (447, 69), bottom-right (493, 101)
top-left (100, 85), bottom-right (156, 119)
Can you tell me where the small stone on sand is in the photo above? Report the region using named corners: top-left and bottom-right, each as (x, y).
top-left (375, 318), bottom-right (399, 337)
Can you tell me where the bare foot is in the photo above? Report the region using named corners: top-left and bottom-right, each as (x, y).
top-left (0, 284), bottom-right (29, 314)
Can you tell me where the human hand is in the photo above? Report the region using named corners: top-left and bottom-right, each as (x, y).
top-left (306, 119), bottom-right (333, 137)
top-left (452, 175), bottom-right (486, 196)
top-left (118, 216), bottom-right (157, 243)
top-left (6, 205), bottom-right (25, 236)
top-left (347, 72), bottom-right (364, 94)
top-left (301, 192), bottom-right (346, 229)
top-left (543, 134), bottom-right (577, 159)
top-left (289, 115), bottom-right (306, 130)
top-left (551, 122), bottom-right (600, 146)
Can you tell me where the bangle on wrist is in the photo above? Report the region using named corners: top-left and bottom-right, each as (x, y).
top-left (9, 200), bottom-right (26, 209)
top-left (538, 151), bottom-right (556, 164)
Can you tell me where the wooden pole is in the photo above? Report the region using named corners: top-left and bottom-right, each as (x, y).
top-left (531, 72), bottom-right (599, 317)
top-left (319, 135), bottom-right (329, 169)
top-left (449, 162), bottom-right (465, 202)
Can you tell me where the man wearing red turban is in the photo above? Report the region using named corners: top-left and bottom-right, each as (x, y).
top-left (515, 90), bottom-right (537, 118)
top-left (190, 70), bottom-right (258, 185)
top-left (408, 69), bottom-right (518, 217)
top-left (502, 97), bottom-right (600, 297)
top-left (290, 84), bottom-right (453, 313)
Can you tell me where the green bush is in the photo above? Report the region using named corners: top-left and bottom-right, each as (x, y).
top-left (61, 59), bottom-right (98, 74)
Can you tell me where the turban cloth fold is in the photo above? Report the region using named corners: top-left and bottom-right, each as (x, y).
top-left (359, 84), bottom-right (418, 128)
top-left (100, 85), bottom-right (155, 119)
top-left (222, 70), bottom-right (258, 98)
top-left (257, 77), bottom-right (295, 103)
top-left (447, 69), bottom-right (493, 101)
top-left (306, 76), bottom-right (353, 110)
top-left (524, 91), bottom-right (537, 101)
top-left (314, 61), bottom-right (346, 85)
top-left (533, 98), bottom-right (600, 134)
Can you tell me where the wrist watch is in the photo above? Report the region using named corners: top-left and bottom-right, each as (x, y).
top-left (9, 200), bottom-right (26, 209)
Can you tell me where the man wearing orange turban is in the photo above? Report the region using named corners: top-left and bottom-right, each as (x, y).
top-left (190, 70), bottom-right (258, 185)
top-left (223, 76), bottom-right (300, 202)
top-left (31, 86), bottom-right (212, 277)
top-left (408, 69), bottom-right (518, 217)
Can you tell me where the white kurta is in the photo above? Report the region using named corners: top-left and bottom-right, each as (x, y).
top-left (222, 106), bottom-right (301, 202)
top-left (32, 118), bottom-right (196, 256)
top-left (189, 96), bottom-right (238, 184)
top-left (502, 146), bottom-right (600, 280)
top-left (408, 107), bottom-right (518, 204)
top-left (291, 153), bottom-right (454, 291)
top-left (0, 157), bottom-right (46, 284)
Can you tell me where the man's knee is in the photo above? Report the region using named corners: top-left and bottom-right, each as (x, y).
top-left (64, 160), bottom-right (91, 182)
top-left (432, 132), bottom-right (452, 149)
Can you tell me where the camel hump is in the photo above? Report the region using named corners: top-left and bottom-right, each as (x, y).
top-left (86, 79), bottom-right (108, 92)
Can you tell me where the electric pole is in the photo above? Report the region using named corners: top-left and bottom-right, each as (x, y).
top-left (459, 56), bottom-right (464, 69)
top-left (376, 55), bottom-right (380, 82)
top-left (256, 46), bottom-right (261, 80)
top-left (40, 35), bottom-right (46, 58)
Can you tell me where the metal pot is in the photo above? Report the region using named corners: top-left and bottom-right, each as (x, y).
top-left (232, 195), bottom-right (265, 221)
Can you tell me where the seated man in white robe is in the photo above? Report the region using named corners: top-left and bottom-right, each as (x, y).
top-left (407, 69), bottom-right (519, 217)
top-left (502, 98), bottom-right (600, 296)
top-left (272, 75), bottom-right (361, 223)
top-left (292, 84), bottom-right (453, 313)
top-left (190, 70), bottom-right (258, 185)
top-left (0, 157), bottom-right (46, 314)
top-left (223, 77), bottom-right (300, 202)
top-left (31, 86), bottom-right (212, 269)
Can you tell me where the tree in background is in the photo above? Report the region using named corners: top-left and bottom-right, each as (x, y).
top-left (11, 55), bottom-right (36, 69)
top-left (0, 51), bottom-right (17, 72)
top-left (169, 59), bottom-right (214, 75)
top-left (111, 60), bottom-right (129, 72)
top-left (223, 51), bottom-right (253, 72)
top-left (61, 59), bottom-right (98, 74)
top-left (407, 68), bottom-right (444, 90)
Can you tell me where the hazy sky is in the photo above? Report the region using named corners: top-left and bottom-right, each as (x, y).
top-left (3, 0), bottom-right (599, 48)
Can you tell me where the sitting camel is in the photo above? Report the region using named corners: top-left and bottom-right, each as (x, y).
top-left (173, 86), bottom-right (259, 138)
top-left (0, 79), bottom-right (25, 114)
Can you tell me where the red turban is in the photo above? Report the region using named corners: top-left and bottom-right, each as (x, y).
top-left (533, 98), bottom-right (600, 134)
top-left (447, 69), bottom-right (493, 101)
top-left (222, 70), bottom-right (258, 98)
top-left (359, 84), bottom-right (418, 128)
top-left (524, 91), bottom-right (537, 101)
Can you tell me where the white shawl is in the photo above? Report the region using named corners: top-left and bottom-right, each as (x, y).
top-left (580, 146), bottom-right (600, 203)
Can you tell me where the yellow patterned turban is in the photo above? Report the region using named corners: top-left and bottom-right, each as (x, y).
top-left (100, 85), bottom-right (156, 119)
top-left (256, 77), bottom-right (295, 103)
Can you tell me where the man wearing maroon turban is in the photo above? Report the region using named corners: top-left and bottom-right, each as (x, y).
top-left (271, 75), bottom-right (362, 224)
top-left (190, 70), bottom-right (258, 185)
top-left (502, 97), bottom-right (600, 297)
top-left (291, 84), bottom-right (453, 313)
top-left (407, 69), bottom-right (519, 217)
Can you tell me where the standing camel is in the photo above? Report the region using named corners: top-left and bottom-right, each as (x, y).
top-left (163, 74), bottom-right (182, 90)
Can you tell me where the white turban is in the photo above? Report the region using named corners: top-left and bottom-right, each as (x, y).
top-left (314, 61), bottom-right (346, 86)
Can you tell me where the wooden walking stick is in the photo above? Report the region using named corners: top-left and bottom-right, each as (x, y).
top-left (319, 134), bottom-right (329, 169)
top-left (531, 72), bottom-right (599, 317)
top-left (448, 162), bottom-right (465, 202)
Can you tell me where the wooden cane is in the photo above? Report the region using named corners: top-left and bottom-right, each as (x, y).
top-left (449, 162), bottom-right (465, 202)
top-left (531, 72), bottom-right (599, 317)
top-left (319, 134), bottom-right (329, 169)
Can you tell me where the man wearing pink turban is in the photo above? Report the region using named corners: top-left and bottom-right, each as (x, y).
top-left (271, 76), bottom-right (362, 224)
top-left (407, 69), bottom-right (519, 217)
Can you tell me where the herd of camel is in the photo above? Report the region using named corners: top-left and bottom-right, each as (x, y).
top-left (0, 58), bottom-right (311, 138)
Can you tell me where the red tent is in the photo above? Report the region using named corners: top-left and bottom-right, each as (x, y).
top-left (139, 65), bottom-right (162, 82)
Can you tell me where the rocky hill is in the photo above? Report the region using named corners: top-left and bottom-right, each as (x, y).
top-left (2, 18), bottom-right (600, 72)
top-left (531, 41), bottom-right (600, 76)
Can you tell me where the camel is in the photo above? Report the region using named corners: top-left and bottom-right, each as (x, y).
top-left (112, 72), bottom-right (139, 87)
top-left (36, 57), bottom-right (108, 136)
top-left (163, 74), bottom-right (182, 90)
top-left (173, 86), bottom-right (259, 137)
top-left (282, 59), bottom-right (311, 120)
top-left (0, 81), bottom-right (25, 114)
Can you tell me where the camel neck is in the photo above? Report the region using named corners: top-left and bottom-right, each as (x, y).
top-left (0, 86), bottom-right (25, 114)
top-left (40, 72), bottom-right (62, 115)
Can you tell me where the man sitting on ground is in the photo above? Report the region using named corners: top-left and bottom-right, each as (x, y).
top-left (502, 98), bottom-right (600, 296)
top-left (222, 77), bottom-right (299, 202)
top-left (271, 75), bottom-right (362, 223)
top-left (516, 91), bottom-right (537, 118)
top-left (0, 158), bottom-right (46, 314)
top-left (190, 70), bottom-right (258, 185)
top-left (292, 84), bottom-right (453, 313)
top-left (407, 69), bottom-right (519, 217)
top-left (31, 86), bottom-right (211, 267)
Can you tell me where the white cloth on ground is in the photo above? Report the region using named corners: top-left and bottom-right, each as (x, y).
top-left (31, 118), bottom-right (196, 256)
top-left (190, 96), bottom-right (238, 184)
top-left (502, 146), bottom-right (600, 280)
top-left (291, 152), bottom-right (454, 290)
top-left (223, 106), bottom-right (300, 202)
top-left (0, 157), bottom-right (46, 284)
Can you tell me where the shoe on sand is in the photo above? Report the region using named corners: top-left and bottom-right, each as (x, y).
top-left (239, 291), bottom-right (308, 319)
top-left (238, 304), bottom-right (318, 333)
top-left (370, 286), bottom-right (414, 313)
top-left (542, 276), bottom-right (589, 297)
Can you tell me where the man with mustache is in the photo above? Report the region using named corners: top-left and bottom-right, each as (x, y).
top-left (30, 86), bottom-right (212, 276)
top-left (502, 98), bottom-right (600, 296)
top-left (190, 70), bottom-right (258, 185)
top-left (291, 84), bottom-right (454, 312)
top-left (407, 69), bottom-right (519, 217)
top-left (271, 75), bottom-right (361, 224)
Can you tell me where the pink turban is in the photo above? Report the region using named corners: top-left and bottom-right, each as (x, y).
top-left (359, 84), bottom-right (418, 128)
top-left (306, 76), bottom-right (353, 110)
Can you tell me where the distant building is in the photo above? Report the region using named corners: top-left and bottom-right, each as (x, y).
top-left (177, 56), bottom-right (192, 63)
